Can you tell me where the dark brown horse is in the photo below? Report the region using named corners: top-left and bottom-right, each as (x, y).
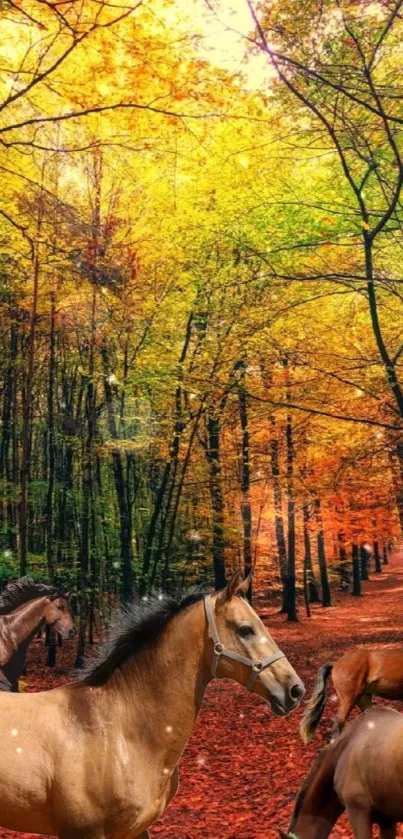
top-left (300, 647), bottom-right (403, 742)
top-left (282, 707), bottom-right (403, 839)
top-left (0, 576), bottom-right (74, 691)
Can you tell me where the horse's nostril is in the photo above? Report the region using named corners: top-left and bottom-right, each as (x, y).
top-left (290, 682), bottom-right (305, 701)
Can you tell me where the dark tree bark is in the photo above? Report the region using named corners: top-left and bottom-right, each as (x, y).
top-left (338, 530), bottom-right (350, 589)
top-left (45, 290), bottom-right (57, 581)
top-left (205, 412), bottom-right (226, 589)
top-left (101, 345), bottom-right (134, 603)
top-left (269, 418), bottom-right (288, 612)
top-left (75, 287), bottom-right (97, 669)
top-left (237, 360), bottom-right (252, 602)
top-left (0, 315), bottom-right (18, 551)
top-left (352, 543), bottom-right (362, 596)
top-left (283, 358), bottom-right (297, 622)
top-left (141, 314), bottom-right (193, 593)
top-left (20, 196), bottom-right (44, 574)
top-left (360, 545), bottom-right (370, 581)
top-left (303, 502), bottom-right (320, 603)
top-left (315, 498), bottom-right (331, 607)
top-left (382, 544), bottom-right (389, 565)
top-left (373, 540), bottom-right (382, 573)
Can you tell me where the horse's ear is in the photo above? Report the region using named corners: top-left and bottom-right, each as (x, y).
top-left (237, 572), bottom-right (252, 596)
top-left (216, 569), bottom-right (242, 606)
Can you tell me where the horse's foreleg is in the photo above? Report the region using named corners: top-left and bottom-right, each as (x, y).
top-left (346, 806), bottom-right (373, 839)
top-left (379, 824), bottom-right (397, 839)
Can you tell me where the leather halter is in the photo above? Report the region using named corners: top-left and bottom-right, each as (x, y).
top-left (204, 594), bottom-right (286, 692)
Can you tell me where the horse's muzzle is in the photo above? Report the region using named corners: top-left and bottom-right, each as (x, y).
top-left (269, 678), bottom-right (305, 716)
top-left (68, 627), bottom-right (77, 640)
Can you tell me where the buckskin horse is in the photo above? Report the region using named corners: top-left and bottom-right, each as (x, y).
top-left (300, 647), bottom-right (403, 743)
top-left (0, 576), bottom-right (74, 691)
top-left (282, 707), bottom-right (403, 839)
top-left (0, 570), bottom-right (304, 838)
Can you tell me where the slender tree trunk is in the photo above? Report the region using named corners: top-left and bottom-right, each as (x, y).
top-left (157, 405), bottom-right (205, 587)
top-left (373, 540), bottom-right (382, 573)
top-left (101, 345), bottom-right (133, 603)
top-left (237, 360), bottom-right (252, 601)
top-left (303, 502), bottom-right (320, 603)
top-left (75, 288), bottom-right (97, 669)
top-left (360, 545), bottom-right (370, 581)
top-left (352, 543), bottom-right (362, 596)
top-left (382, 544), bottom-right (389, 565)
top-left (20, 197), bottom-right (44, 574)
top-left (45, 290), bottom-right (57, 581)
top-left (269, 419), bottom-right (288, 612)
top-left (338, 530), bottom-right (350, 589)
top-left (0, 316), bottom-right (18, 550)
top-left (284, 359), bottom-right (297, 622)
top-left (205, 412), bottom-right (226, 589)
top-left (141, 314), bottom-right (193, 593)
top-left (315, 498), bottom-right (331, 607)
top-left (0, 317), bottom-right (17, 480)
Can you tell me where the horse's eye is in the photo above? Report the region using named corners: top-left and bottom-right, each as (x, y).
top-left (237, 624), bottom-right (254, 638)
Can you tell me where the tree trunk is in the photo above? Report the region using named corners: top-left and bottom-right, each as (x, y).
top-left (360, 545), bottom-right (370, 581)
top-left (352, 543), bottom-right (362, 596)
top-left (20, 197), bottom-right (44, 574)
top-left (237, 360), bottom-right (252, 602)
top-left (0, 316), bottom-right (18, 550)
top-left (45, 290), bottom-right (57, 581)
top-left (269, 419), bottom-right (288, 612)
top-left (141, 314), bottom-right (193, 593)
top-left (303, 502), bottom-right (320, 603)
top-left (373, 540), bottom-right (382, 573)
top-left (337, 531), bottom-right (350, 589)
top-left (284, 359), bottom-right (297, 622)
top-left (101, 345), bottom-right (134, 603)
top-left (75, 288), bottom-right (97, 669)
top-left (206, 412), bottom-right (226, 589)
top-left (315, 498), bottom-right (331, 607)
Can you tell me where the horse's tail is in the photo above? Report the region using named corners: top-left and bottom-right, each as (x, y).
top-left (300, 662), bottom-right (333, 744)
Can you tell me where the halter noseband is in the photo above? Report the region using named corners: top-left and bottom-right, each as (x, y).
top-left (204, 594), bottom-right (286, 692)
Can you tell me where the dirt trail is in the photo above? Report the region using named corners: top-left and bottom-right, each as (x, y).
top-left (2, 552), bottom-right (403, 839)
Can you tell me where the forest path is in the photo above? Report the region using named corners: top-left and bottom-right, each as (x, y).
top-left (2, 551), bottom-right (403, 839)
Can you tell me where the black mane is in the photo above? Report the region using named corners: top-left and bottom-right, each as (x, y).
top-left (80, 588), bottom-right (208, 687)
top-left (0, 576), bottom-right (65, 615)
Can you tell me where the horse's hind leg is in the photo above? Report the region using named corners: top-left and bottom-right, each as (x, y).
top-left (346, 806), bottom-right (373, 839)
top-left (331, 695), bottom-right (356, 741)
top-left (379, 823), bottom-right (397, 839)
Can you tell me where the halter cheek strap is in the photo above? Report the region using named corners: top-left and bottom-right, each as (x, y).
top-left (204, 594), bottom-right (286, 692)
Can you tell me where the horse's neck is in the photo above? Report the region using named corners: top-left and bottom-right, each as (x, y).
top-left (6, 598), bottom-right (46, 642)
top-left (290, 748), bottom-right (341, 839)
top-left (107, 600), bottom-right (210, 770)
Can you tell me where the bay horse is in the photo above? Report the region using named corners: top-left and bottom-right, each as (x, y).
top-left (300, 647), bottom-right (403, 743)
top-left (0, 576), bottom-right (74, 691)
top-left (0, 570), bottom-right (304, 838)
top-left (282, 707), bottom-right (403, 839)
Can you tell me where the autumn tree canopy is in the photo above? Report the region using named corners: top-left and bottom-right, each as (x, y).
top-left (0, 0), bottom-right (401, 638)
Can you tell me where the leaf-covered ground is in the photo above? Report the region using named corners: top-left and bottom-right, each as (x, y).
top-left (2, 554), bottom-right (403, 839)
